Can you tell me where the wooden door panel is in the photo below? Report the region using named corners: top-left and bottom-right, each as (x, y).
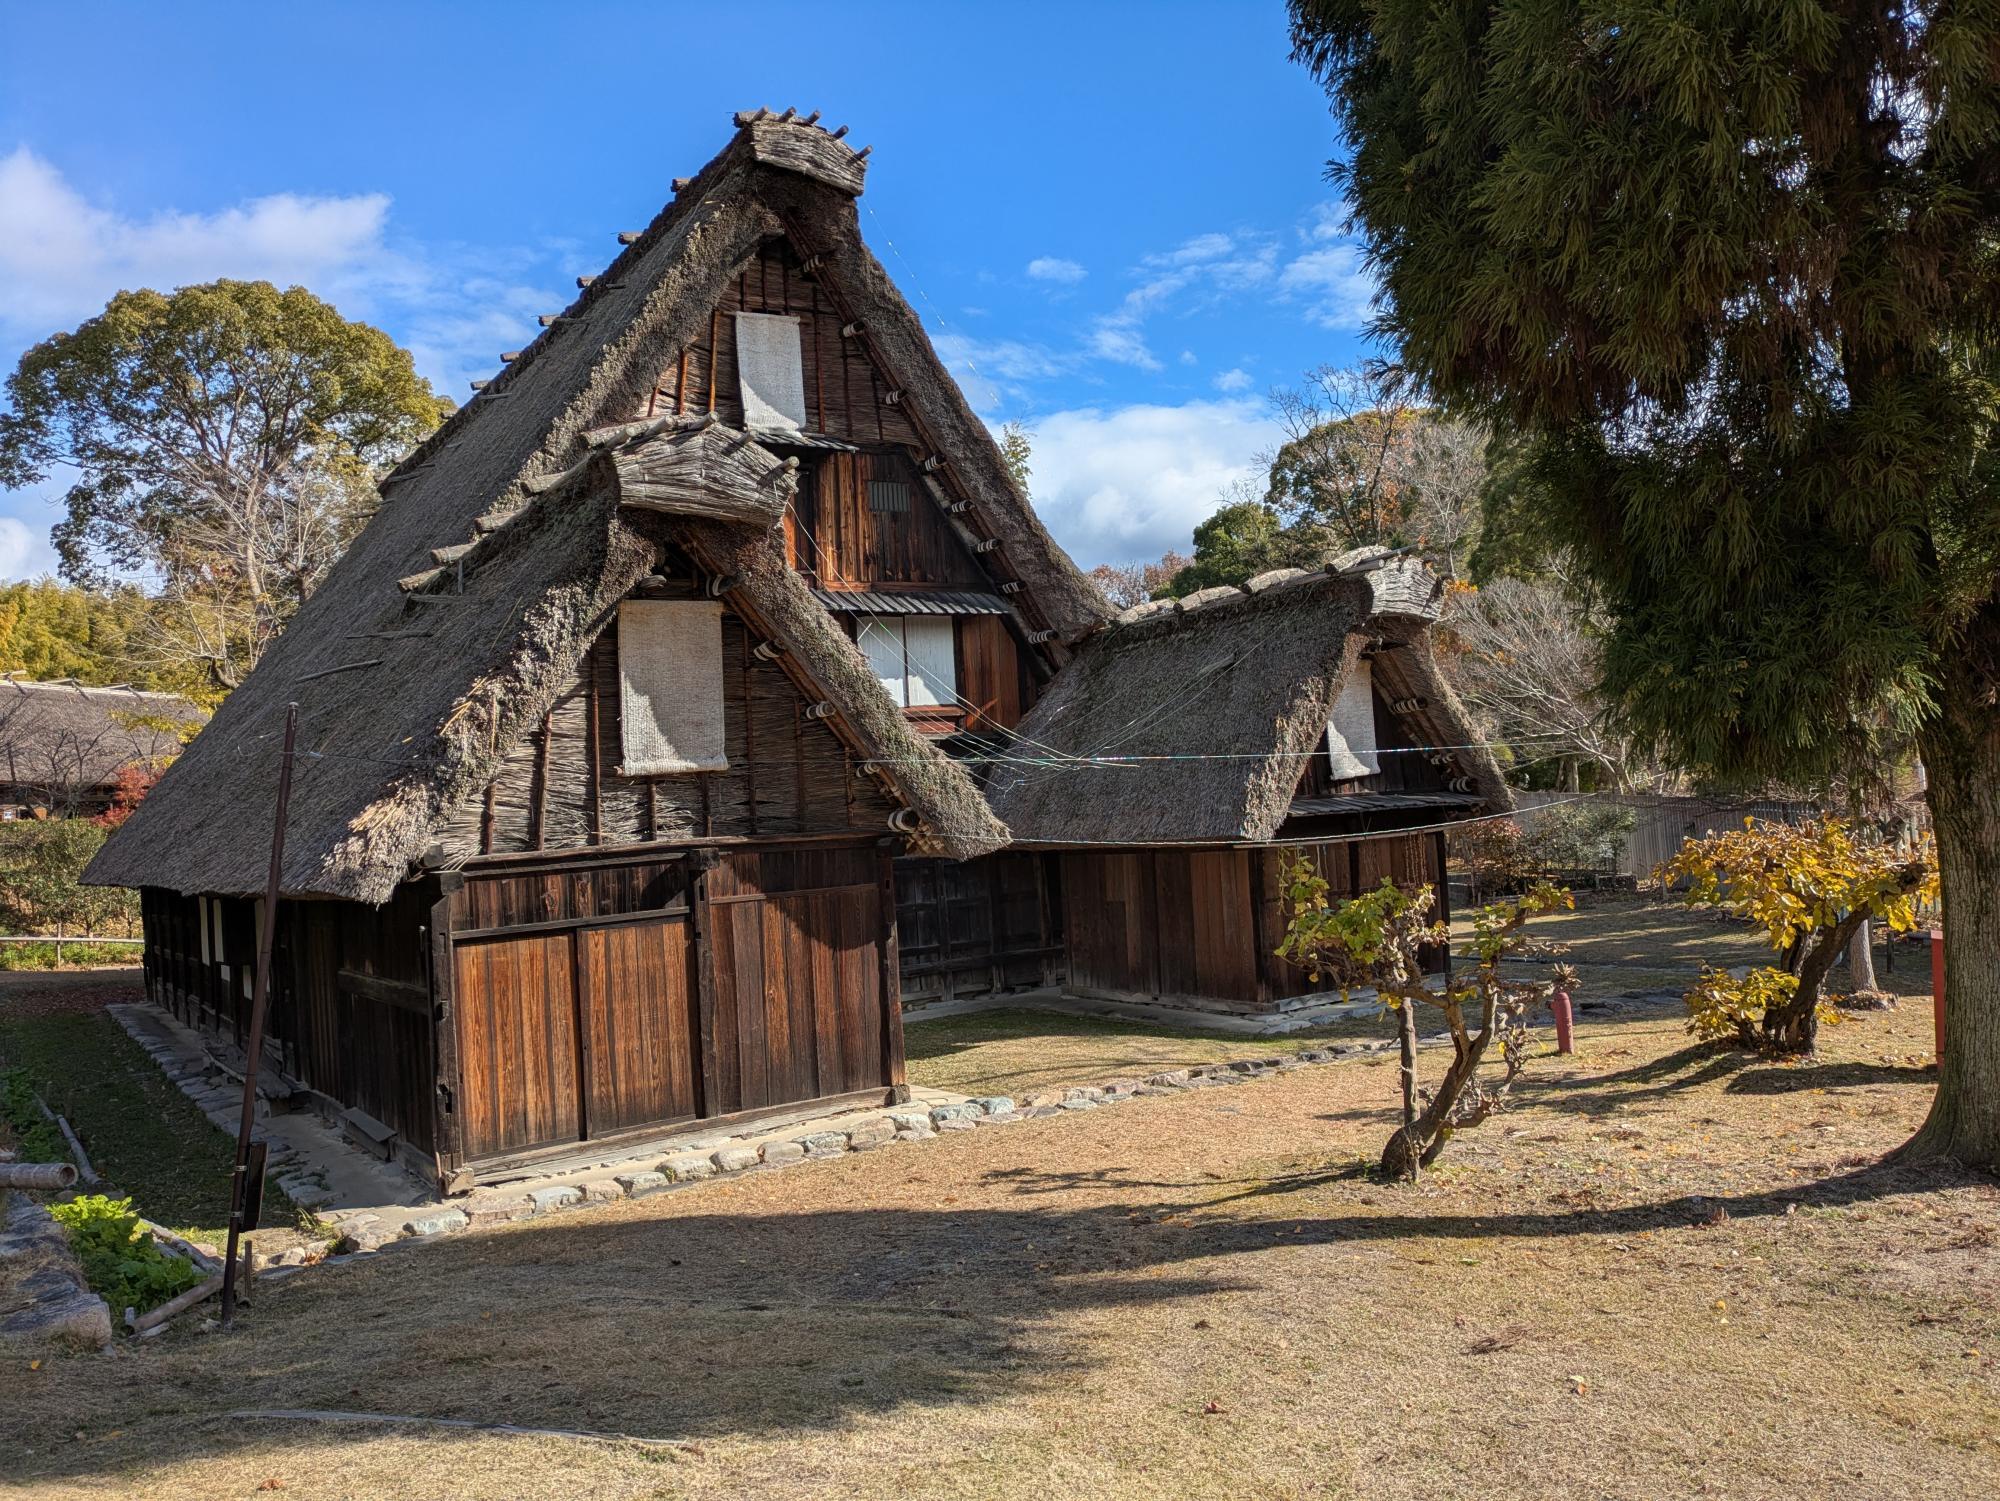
top-left (453, 931), bottom-right (580, 1158)
top-left (579, 917), bottom-right (700, 1134)
top-left (703, 849), bottom-right (889, 1114)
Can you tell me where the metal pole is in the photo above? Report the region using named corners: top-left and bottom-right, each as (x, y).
top-left (221, 703), bottom-right (297, 1328)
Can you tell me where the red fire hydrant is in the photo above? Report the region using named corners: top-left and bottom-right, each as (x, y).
top-left (1552, 988), bottom-right (1574, 1055)
top-left (1931, 929), bottom-right (1946, 1064)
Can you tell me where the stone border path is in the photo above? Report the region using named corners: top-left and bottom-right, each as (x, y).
top-left (0, 1188), bottom-right (112, 1349)
top-left (105, 988), bottom-right (1685, 1294)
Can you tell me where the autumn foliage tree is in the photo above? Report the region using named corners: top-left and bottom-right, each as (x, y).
top-left (1660, 818), bottom-right (1936, 1055)
top-left (1293, 2), bottom-right (2000, 1164)
top-left (1277, 863), bottom-right (1575, 1179)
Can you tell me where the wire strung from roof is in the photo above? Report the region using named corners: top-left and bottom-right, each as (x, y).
top-left (778, 495), bottom-right (1094, 768)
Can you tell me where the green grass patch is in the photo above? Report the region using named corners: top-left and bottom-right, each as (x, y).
top-left (0, 941), bottom-right (142, 971)
top-left (905, 1004), bottom-right (1394, 1098)
top-left (0, 1006), bottom-right (301, 1242)
top-left (1, 1063), bottom-right (70, 1162)
top-left (48, 1194), bottom-right (205, 1314)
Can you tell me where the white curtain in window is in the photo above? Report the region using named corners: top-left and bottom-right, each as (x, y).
top-left (1326, 655), bottom-right (1380, 779)
top-left (902, 618), bottom-right (956, 707)
top-left (618, 600), bottom-right (729, 774)
top-left (857, 617), bottom-right (909, 706)
top-left (733, 312), bottom-right (808, 429)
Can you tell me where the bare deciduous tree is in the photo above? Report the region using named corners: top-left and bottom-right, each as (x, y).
top-left (1443, 573), bottom-right (1651, 791)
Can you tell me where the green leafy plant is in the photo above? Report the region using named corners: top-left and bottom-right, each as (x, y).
top-left (46, 1194), bottom-right (203, 1316)
top-left (1276, 861), bottom-right (1577, 1178)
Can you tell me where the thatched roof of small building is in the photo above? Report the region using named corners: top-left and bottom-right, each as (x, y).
top-left (87, 113), bottom-right (1037, 901)
top-left (0, 680), bottom-right (202, 799)
top-left (983, 555), bottom-right (1509, 845)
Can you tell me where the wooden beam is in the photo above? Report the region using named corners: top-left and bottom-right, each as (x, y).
top-left (689, 855), bottom-right (723, 1119)
top-left (878, 849), bottom-right (908, 1101)
top-left (427, 879), bottom-right (467, 1193)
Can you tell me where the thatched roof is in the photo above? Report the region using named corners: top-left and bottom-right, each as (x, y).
top-left (983, 555), bottom-right (1509, 845)
top-left (88, 112), bottom-right (1036, 901)
top-left (0, 680), bottom-right (202, 800)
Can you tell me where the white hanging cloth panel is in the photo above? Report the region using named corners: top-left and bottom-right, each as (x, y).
top-left (857, 617), bottom-right (909, 706)
top-left (1325, 654), bottom-right (1381, 780)
top-left (733, 312), bottom-right (808, 430)
top-left (901, 618), bottom-right (956, 708)
top-left (618, 600), bottom-right (729, 775)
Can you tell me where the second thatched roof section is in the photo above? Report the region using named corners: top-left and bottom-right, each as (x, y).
top-left (983, 556), bottom-right (1508, 846)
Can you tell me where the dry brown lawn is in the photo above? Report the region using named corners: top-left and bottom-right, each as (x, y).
top-left (903, 895), bottom-right (1914, 1101)
top-left (6, 983), bottom-right (1994, 1500)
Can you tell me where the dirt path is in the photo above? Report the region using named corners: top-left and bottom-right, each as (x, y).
top-left (6, 998), bottom-right (1994, 1500)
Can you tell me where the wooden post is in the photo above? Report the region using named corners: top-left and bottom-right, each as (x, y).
top-left (428, 873), bottom-right (467, 1194)
top-left (1932, 928), bottom-right (1946, 1063)
top-left (221, 702), bottom-right (297, 1329)
top-left (689, 853), bottom-right (723, 1117)
top-left (878, 849), bottom-right (908, 1103)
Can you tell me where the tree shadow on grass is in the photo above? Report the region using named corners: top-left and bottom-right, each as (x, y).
top-left (1724, 1060), bottom-right (1936, 1095)
top-left (15, 1134), bottom-right (1982, 1492)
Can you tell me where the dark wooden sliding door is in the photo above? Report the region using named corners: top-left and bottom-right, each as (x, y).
top-left (445, 843), bottom-right (899, 1165)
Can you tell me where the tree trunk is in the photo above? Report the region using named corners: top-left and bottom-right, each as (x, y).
top-left (1905, 634), bottom-right (2000, 1167)
top-left (1382, 997), bottom-right (1423, 1179)
top-left (1380, 1011), bottom-right (1494, 1180)
top-left (1762, 911), bottom-right (1868, 1054)
top-left (1848, 917), bottom-right (1879, 992)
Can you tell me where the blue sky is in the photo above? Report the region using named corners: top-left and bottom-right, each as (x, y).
top-left (0, 2), bottom-right (1372, 579)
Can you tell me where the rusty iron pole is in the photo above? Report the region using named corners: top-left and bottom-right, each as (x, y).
top-left (221, 703), bottom-right (298, 1328)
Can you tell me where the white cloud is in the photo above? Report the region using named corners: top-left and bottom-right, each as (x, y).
top-left (1025, 256), bottom-right (1086, 284)
top-left (0, 515), bottom-right (58, 581)
top-left (1279, 242), bottom-right (1377, 331)
top-left (1213, 367), bottom-right (1254, 393)
top-left (0, 146), bottom-right (570, 400)
top-left (1082, 232), bottom-right (1281, 374)
top-left (1014, 398), bottom-right (1281, 566)
top-left (0, 147), bottom-right (399, 337)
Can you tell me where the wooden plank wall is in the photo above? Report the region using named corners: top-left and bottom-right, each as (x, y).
top-left (790, 451), bottom-right (987, 588)
top-left (957, 615), bottom-right (1025, 733)
top-left (1060, 850), bottom-right (1262, 1009)
top-left (440, 600), bottom-right (901, 863)
top-left (1256, 833), bottom-right (1440, 1001)
top-left (439, 842), bottom-right (894, 1164)
top-left (703, 844), bottom-right (887, 1115)
top-left (446, 856), bottom-right (701, 1159)
top-left (636, 236), bottom-right (921, 447)
top-left (141, 883), bottom-right (441, 1158)
top-left (894, 853), bottom-right (1062, 1003)
top-left (1058, 835), bottom-right (1443, 1013)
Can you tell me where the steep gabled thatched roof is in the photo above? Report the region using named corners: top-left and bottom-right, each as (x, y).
top-left (983, 556), bottom-right (1509, 845)
top-left (87, 113), bottom-right (1035, 901)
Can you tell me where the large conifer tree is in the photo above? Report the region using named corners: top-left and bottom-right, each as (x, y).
top-left (1290, 1), bottom-right (2000, 1162)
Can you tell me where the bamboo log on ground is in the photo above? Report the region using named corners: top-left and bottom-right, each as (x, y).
top-left (55, 1114), bottom-right (99, 1184)
top-left (0, 1161), bottom-right (77, 1190)
top-left (127, 1272), bottom-right (225, 1333)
